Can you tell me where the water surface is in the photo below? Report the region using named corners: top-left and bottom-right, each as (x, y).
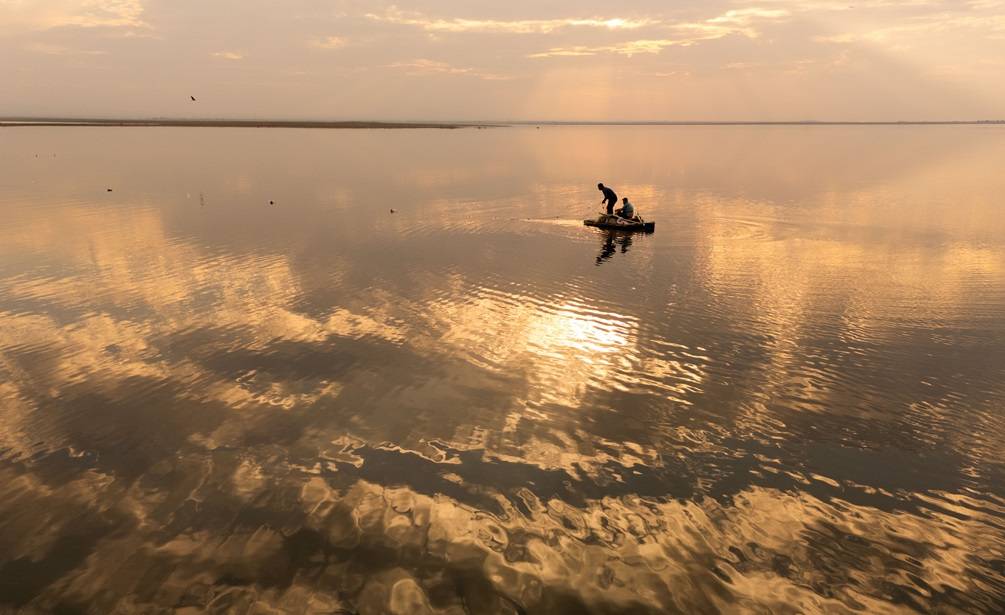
top-left (1, 126), bottom-right (1004, 613)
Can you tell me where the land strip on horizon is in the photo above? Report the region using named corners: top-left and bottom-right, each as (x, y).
top-left (0, 118), bottom-right (480, 129)
top-left (1, 118), bottom-right (1003, 128)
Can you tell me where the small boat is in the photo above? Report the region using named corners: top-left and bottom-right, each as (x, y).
top-left (584, 213), bottom-right (655, 233)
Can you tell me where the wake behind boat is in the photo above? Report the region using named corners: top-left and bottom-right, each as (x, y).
top-left (584, 213), bottom-right (656, 233)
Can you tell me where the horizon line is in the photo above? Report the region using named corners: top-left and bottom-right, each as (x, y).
top-left (2, 116), bottom-right (1005, 128)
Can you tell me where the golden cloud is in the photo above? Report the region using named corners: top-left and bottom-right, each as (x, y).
top-left (367, 7), bottom-right (656, 34)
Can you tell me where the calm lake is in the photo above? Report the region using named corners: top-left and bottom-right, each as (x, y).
top-left (1, 126), bottom-right (1003, 614)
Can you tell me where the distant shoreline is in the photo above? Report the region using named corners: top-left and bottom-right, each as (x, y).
top-left (1, 118), bottom-right (1003, 128)
top-left (0, 119), bottom-right (485, 129)
top-left (510, 120), bottom-right (1005, 126)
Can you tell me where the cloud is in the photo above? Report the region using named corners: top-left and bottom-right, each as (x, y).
top-left (367, 7), bottom-right (655, 34)
top-left (311, 36), bottom-right (347, 49)
top-left (814, 12), bottom-right (1005, 45)
top-left (528, 7), bottom-right (793, 58)
top-left (744, 0), bottom-right (943, 9)
top-left (211, 51), bottom-right (243, 60)
top-left (723, 58), bottom-right (822, 75)
top-left (644, 69), bottom-right (693, 78)
top-left (389, 59), bottom-right (470, 74)
top-left (708, 7), bottom-right (791, 25)
top-left (676, 7), bottom-right (791, 39)
top-left (25, 42), bottom-right (107, 55)
top-left (530, 39), bottom-right (690, 58)
top-left (0, 0), bottom-right (147, 31)
top-left (387, 58), bottom-right (511, 80)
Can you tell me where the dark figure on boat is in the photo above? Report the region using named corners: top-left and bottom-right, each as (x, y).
top-left (598, 183), bottom-right (618, 215)
top-left (616, 197), bottom-right (636, 220)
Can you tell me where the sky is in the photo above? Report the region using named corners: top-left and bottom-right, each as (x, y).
top-left (1, 0), bottom-right (1004, 121)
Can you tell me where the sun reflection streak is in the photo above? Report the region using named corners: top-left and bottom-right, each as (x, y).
top-left (427, 286), bottom-right (645, 408)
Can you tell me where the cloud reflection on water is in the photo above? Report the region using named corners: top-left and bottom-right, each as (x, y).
top-left (0, 126), bottom-right (1003, 613)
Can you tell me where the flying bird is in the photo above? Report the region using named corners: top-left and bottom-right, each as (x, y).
top-left (190, 96), bottom-right (196, 101)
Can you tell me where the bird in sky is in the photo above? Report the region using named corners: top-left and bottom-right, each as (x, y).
top-left (190, 96), bottom-right (196, 101)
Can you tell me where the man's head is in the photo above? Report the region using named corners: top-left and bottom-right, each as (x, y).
top-left (623, 197), bottom-right (628, 203)
top-left (597, 183), bottom-right (605, 190)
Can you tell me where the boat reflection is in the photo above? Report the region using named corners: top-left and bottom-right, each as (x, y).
top-left (595, 230), bottom-right (633, 265)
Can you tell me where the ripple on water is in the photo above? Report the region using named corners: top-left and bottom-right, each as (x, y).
top-left (1, 127), bottom-right (1005, 613)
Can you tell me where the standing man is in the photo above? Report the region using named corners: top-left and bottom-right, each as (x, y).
top-left (598, 183), bottom-right (618, 216)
